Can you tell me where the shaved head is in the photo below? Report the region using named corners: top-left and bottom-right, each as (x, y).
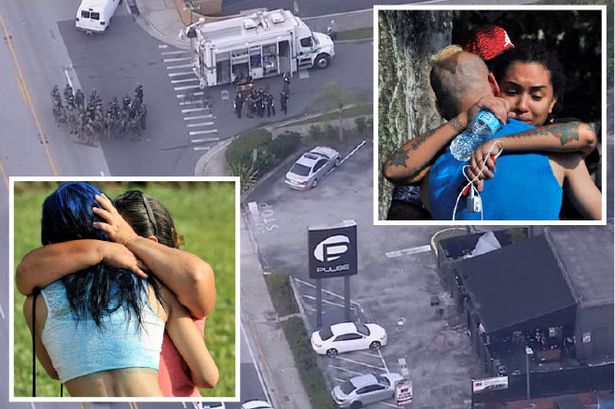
top-left (430, 47), bottom-right (493, 119)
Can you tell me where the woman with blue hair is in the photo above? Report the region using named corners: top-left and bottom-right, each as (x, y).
top-left (21, 182), bottom-right (218, 397)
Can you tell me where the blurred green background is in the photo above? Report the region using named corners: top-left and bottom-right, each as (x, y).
top-left (12, 181), bottom-right (236, 398)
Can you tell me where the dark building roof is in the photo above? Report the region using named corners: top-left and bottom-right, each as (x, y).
top-left (547, 225), bottom-right (614, 306)
top-left (455, 236), bottom-right (576, 335)
top-left (438, 228), bottom-right (525, 260)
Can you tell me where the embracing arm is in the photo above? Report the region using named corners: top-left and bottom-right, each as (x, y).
top-left (23, 296), bottom-right (59, 380)
top-left (486, 122), bottom-right (595, 157)
top-left (163, 287), bottom-right (219, 388)
top-left (93, 193), bottom-right (216, 319)
top-left (382, 113), bottom-right (468, 184)
top-left (561, 154), bottom-right (602, 220)
top-left (16, 240), bottom-right (146, 296)
top-left (123, 237), bottom-right (216, 319)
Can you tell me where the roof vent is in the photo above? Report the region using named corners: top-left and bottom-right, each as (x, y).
top-left (270, 11), bottom-right (285, 24)
top-left (243, 18), bottom-right (258, 29)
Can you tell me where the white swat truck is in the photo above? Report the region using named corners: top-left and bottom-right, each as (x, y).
top-left (187, 9), bottom-right (335, 88)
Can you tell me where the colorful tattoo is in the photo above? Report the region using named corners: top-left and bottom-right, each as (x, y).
top-left (512, 122), bottom-right (581, 146)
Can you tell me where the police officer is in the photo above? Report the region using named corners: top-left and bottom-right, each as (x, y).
top-left (134, 83), bottom-right (144, 103)
top-left (234, 93), bottom-right (243, 119)
top-left (51, 85), bottom-right (62, 107)
top-left (75, 89), bottom-right (85, 111)
top-left (64, 84), bottom-right (74, 102)
top-left (280, 90), bottom-right (289, 115)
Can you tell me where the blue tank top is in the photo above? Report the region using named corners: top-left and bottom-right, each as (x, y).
top-left (40, 280), bottom-right (165, 383)
top-left (429, 119), bottom-right (562, 220)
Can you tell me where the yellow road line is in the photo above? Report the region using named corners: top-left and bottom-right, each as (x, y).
top-left (0, 159), bottom-right (8, 189)
top-left (0, 7), bottom-right (58, 175)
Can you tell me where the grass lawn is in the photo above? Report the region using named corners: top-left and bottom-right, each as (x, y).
top-left (12, 181), bottom-right (236, 398)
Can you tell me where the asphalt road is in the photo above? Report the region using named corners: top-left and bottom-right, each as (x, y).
top-left (220, 0), bottom-right (417, 17)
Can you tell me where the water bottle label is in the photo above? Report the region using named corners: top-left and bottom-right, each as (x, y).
top-left (475, 110), bottom-right (501, 134)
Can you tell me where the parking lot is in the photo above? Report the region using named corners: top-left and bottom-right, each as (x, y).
top-left (245, 141), bottom-right (484, 408)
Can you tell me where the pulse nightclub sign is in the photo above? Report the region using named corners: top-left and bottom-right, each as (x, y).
top-left (308, 221), bottom-right (357, 279)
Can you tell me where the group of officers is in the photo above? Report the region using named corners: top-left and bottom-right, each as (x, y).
top-left (233, 73), bottom-right (290, 119)
top-left (50, 83), bottom-right (146, 143)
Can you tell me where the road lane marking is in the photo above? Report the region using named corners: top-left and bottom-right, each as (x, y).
top-left (183, 114), bottom-right (213, 120)
top-left (163, 56), bottom-right (191, 63)
top-left (179, 100), bottom-right (201, 106)
top-left (158, 44), bottom-right (168, 49)
top-left (334, 356), bottom-right (387, 371)
top-left (385, 244), bottom-right (431, 258)
top-left (171, 78), bottom-right (199, 84)
top-left (0, 303), bottom-right (5, 320)
top-left (241, 320), bottom-right (271, 405)
top-left (193, 146), bottom-right (210, 151)
top-left (191, 137), bottom-right (218, 143)
top-left (17, 75), bottom-right (27, 103)
top-left (181, 107), bottom-right (206, 113)
top-left (0, 9), bottom-right (58, 175)
top-left (189, 129), bottom-right (217, 136)
top-left (167, 63), bottom-right (193, 70)
top-left (187, 121), bottom-right (214, 127)
top-left (162, 50), bottom-right (189, 56)
top-left (168, 71), bottom-right (194, 78)
top-left (175, 84), bottom-right (201, 91)
top-left (63, 68), bottom-right (73, 89)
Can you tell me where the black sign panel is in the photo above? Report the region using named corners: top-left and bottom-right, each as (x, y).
top-left (308, 222), bottom-right (357, 279)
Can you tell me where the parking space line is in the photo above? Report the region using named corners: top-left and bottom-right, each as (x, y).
top-left (385, 244), bottom-right (432, 258)
top-left (379, 402), bottom-right (400, 408)
top-left (295, 278), bottom-right (361, 306)
top-left (328, 365), bottom-right (364, 376)
top-left (335, 356), bottom-right (388, 371)
top-left (302, 295), bottom-right (346, 309)
top-left (377, 348), bottom-right (390, 373)
top-left (354, 350), bottom-right (381, 358)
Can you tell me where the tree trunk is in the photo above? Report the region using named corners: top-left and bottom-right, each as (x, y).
top-left (378, 10), bottom-right (452, 219)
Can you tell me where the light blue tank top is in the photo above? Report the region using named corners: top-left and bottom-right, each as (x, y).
top-left (429, 119), bottom-right (563, 220)
top-left (40, 280), bottom-right (165, 383)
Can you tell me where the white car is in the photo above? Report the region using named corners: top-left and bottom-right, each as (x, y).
top-left (285, 146), bottom-right (340, 190)
top-left (311, 322), bottom-right (387, 357)
top-left (331, 372), bottom-right (404, 408)
top-left (241, 400), bottom-right (273, 409)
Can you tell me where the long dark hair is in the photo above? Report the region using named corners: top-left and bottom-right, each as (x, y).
top-left (491, 42), bottom-right (566, 101)
top-left (114, 190), bottom-right (179, 249)
top-left (41, 182), bottom-right (162, 328)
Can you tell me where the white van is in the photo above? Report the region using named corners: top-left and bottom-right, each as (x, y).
top-left (75, 0), bottom-right (120, 33)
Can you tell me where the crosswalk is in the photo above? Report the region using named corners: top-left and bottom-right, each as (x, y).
top-left (159, 46), bottom-right (218, 152)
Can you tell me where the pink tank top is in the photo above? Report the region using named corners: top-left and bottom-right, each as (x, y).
top-left (158, 318), bottom-right (205, 397)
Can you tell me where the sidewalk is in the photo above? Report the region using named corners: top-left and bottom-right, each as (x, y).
top-left (240, 215), bottom-right (312, 409)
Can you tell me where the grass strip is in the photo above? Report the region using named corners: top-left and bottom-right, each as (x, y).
top-left (264, 273), bottom-right (336, 409)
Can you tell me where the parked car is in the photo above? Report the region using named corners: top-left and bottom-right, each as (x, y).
top-left (241, 400), bottom-right (273, 409)
top-left (285, 146), bottom-right (340, 190)
top-left (331, 372), bottom-right (404, 408)
top-left (311, 322), bottom-right (387, 357)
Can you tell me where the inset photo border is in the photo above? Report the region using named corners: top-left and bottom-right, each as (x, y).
top-left (374, 5), bottom-right (608, 226)
top-left (9, 176), bottom-right (240, 403)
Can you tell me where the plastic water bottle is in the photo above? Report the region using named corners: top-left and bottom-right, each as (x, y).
top-left (450, 109), bottom-right (502, 161)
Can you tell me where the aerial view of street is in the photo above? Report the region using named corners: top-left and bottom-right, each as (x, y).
top-left (1, 0), bottom-right (613, 409)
